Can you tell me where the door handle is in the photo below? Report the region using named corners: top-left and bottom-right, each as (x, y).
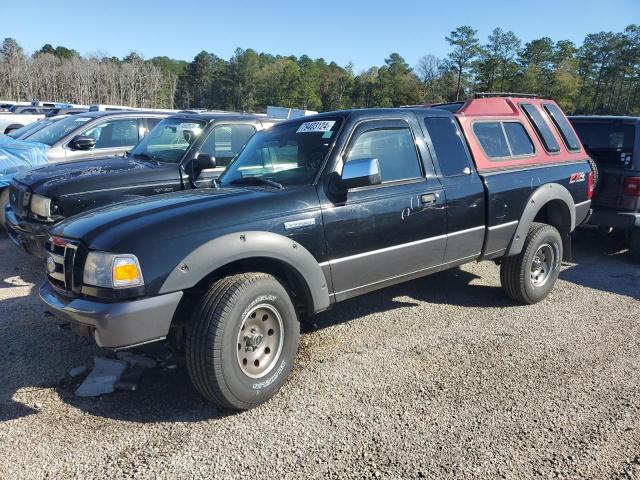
top-left (421, 193), bottom-right (437, 205)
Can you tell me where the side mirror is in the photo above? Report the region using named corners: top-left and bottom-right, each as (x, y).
top-left (340, 157), bottom-right (381, 189)
top-left (68, 135), bottom-right (96, 151)
top-left (195, 153), bottom-right (217, 171)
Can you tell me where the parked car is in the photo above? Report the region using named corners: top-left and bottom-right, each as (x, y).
top-left (38, 96), bottom-right (593, 410)
top-left (569, 116), bottom-right (640, 260)
top-left (0, 106), bottom-right (50, 134)
top-left (7, 110), bottom-right (170, 164)
top-left (5, 113), bottom-right (275, 255)
top-left (0, 110), bottom-right (171, 231)
top-left (0, 101), bottom-right (31, 112)
top-left (45, 107), bottom-right (89, 117)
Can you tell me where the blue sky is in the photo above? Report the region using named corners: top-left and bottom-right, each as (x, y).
top-left (2, 0), bottom-right (638, 71)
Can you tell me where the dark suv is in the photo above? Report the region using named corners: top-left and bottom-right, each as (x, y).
top-left (570, 116), bottom-right (640, 260)
top-left (6, 113), bottom-right (276, 256)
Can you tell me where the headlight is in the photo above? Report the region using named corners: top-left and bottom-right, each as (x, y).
top-left (83, 252), bottom-right (144, 289)
top-left (30, 194), bottom-right (52, 218)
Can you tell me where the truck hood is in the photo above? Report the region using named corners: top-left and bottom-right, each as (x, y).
top-left (14, 156), bottom-right (174, 197)
top-left (50, 186), bottom-right (303, 251)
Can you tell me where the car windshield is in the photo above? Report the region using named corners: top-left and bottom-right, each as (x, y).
top-left (129, 117), bottom-right (206, 163)
top-left (27, 115), bottom-right (94, 146)
top-left (7, 119), bottom-right (51, 139)
top-left (219, 118), bottom-right (342, 187)
top-left (572, 122), bottom-right (636, 167)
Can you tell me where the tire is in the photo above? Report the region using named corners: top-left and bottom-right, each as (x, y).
top-left (630, 228), bottom-right (640, 263)
top-left (500, 222), bottom-right (563, 304)
top-left (0, 188), bottom-right (9, 229)
top-left (186, 272), bottom-right (300, 410)
top-left (586, 154), bottom-right (599, 192)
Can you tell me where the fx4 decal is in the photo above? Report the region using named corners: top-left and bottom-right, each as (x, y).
top-left (569, 172), bottom-right (586, 183)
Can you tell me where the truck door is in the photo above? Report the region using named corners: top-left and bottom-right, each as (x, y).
top-left (321, 118), bottom-right (447, 300)
top-left (423, 116), bottom-right (485, 263)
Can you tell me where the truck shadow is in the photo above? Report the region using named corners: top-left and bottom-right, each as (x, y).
top-left (560, 230), bottom-right (639, 300)
top-left (0, 229), bottom-right (637, 424)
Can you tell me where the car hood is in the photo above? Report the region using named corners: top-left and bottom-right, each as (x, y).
top-left (14, 156), bottom-right (173, 197)
top-left (51, 186), bottom-right (302, 251)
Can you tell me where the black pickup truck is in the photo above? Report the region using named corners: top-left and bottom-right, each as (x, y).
top-left (5, 112), bottom-right (274, 256)
top-left (39, 96), bottom-right (593, 410)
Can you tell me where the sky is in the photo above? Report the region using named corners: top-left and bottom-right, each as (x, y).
top-left (2, 0), bottom-right (638, 71)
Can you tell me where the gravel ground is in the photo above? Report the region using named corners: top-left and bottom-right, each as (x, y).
top-left (0, 229), bottom-right (639, 479)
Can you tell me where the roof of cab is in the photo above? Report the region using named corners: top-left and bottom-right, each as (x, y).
top-left (167, 112), bottom-right (277, 123)
top-left (67, 110), bottom-right (172, 119)
top-left (269, 107), bottom-right (454, 128)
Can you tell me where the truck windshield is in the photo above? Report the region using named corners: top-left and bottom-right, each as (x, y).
top-left (572, 122), bottom-right (635, 167)
top-left (27, 115), bottom-right (93, 146)
top-left (219, 118), bottom-right (342, 187)
top-left (129, 117), bottom-right (206, 163)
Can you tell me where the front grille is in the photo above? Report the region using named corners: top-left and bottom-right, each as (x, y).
top-left (45, 239), bottom-right (78, 292)
top-left (9, 181), bottom-right (30, 218)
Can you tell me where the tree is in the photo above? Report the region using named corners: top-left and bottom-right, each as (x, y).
top-left (446, 26), bottom-right (480, 100)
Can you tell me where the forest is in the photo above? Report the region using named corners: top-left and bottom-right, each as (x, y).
top-left (0, 24), bottom-right (638, 114)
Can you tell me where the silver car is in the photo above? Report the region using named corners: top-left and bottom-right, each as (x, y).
top-left (23, 110), bottom-right (169, 163)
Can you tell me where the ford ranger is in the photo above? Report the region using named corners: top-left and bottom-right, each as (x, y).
top-left (39, 96), bottom-right (593, 410)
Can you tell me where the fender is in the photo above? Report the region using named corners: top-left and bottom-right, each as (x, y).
top-left (159, 231), bottom-right (330, 313)
top-left (507, 183), bottom-right (575, 256)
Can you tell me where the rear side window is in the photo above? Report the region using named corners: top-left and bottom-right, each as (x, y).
top-left (423, 117), bottom-right (471, 176)
top-left (543, 104), bottom-right (581, 151)
top-left (473, 122), bottom-right (511, 158)
top-left (503, 123), bottom-right (534, 156)
top-left (520, 104), bottom-right (560, 153)
top-left (473, 121), bottom-right (534, 160)
top-left (347, 127), bottom-right (422, 182)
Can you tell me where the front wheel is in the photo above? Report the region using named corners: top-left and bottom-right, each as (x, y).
top-left (186, 272), bottom-right (300, 410)
top-left (500, 223), bottom-right (563, 304)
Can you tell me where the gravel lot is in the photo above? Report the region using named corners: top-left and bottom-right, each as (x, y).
top-left (0, 229), bottom-right (639, 479)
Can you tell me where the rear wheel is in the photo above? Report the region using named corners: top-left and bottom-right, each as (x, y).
top-left (500, 223), bottom-right (563, 304)
top-left (0, 189), bottom-right (9, 229)
top-left (186, 272), bottom-right (300, 410)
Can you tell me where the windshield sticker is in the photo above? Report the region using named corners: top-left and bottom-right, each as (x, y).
top-left (322, 131), bottom-right (334, 139)
top-left (73, 117), bottom-right (91, 122)
top-left (296, 121), bottom-right (336, 133)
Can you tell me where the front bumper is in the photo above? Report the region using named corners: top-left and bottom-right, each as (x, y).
top-left (5, 206), bottom-right (52, 258)
top-left (39, 282), bottom-right (184, 349)
top-left (587, 207), bottom-right (640, 230)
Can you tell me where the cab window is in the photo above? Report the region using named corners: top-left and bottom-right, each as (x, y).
top-left (346, 126), bottom-right (422, 182)
top-left (423, 117), bottom-right (471, 176)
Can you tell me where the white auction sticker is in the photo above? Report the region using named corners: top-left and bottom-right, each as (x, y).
top-left (296, 121), bottom-right (335, 133)
top-left (73, 117), bottom-right (91, 122)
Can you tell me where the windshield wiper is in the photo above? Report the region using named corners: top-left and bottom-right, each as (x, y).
top-left (229, 176), bottom-right (284, 190)
top-left (132, 152), bottom-right (159, 162)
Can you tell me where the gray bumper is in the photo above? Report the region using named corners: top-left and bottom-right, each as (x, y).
top-left (588, 208), bottom-right (640, 229)
top-left (5, 207), bottom-right (50, 258)
top-left (39, 282), bottom-right (183, 349)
